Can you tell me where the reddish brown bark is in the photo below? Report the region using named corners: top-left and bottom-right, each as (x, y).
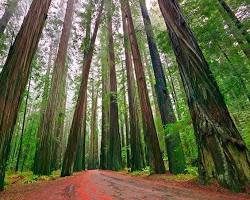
top-left (0, 0), bottom-right (52, 190)
top-left (61, 1), bottom-right (104, 176)
top-left (107, 0), bottom-right (122, 171)
top-left (122, 0), bottom-right (165, 173)
top-left (121, 6), bottom-right (144, 171)
top-left (158, 0), bottom-right (250, 192)
top-left (34, 0), bottom-right (75, 175)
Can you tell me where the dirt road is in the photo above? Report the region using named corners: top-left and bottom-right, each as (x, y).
top-left (0, 170), bottom-right (249, 200)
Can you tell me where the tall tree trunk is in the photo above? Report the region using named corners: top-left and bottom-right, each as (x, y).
top-left (139, 0), bottom-right (186, 174)
top-left (121, 65), bottom-right (130, 168)
top-left (52, 88), bottom-right (67, 170)
top-left (33, 0), bottom-right (75, 175)
top-left (158, 0), bottom-right (250, 192)
top-left (81, 96), bottom-right (87, 170)
top-left (164, 61), bottom-right (182, 120)
top-left (20, 121), bottom-right (34, 172)
top-left (107, 0), bottom-right (122, 171)
top-left (122, 0), bottom-right (165, 173)
top-left (0, 0), bottom-right (19, 34)
top-left (100, 48), bottom-right (109, 170)
top-left (88, 81), bottom-right (99, 169)
top-left (33, 42), bottom-right (53, 173)
top-left (74, 0), bottom-right (93, 172)
top-left (121, 7), bottom-right (143, 171)
top-left (15, 74), bottom-right (31, 172)
top-left (217, 0), bottom-right (250, 59)
top-left (0, 0), bottom-right (51, 190)
top-left (61, 1), bottom-right (104, 177)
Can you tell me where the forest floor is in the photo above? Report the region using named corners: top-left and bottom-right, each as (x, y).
top-left (0, 170), bottom-right (250, 200)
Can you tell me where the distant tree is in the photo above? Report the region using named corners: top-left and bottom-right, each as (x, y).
top-left (61, 0), bottom-right (104, 177)
top-left (217, 0), bottom-right (250, 59)
top-left (88, 79), bottom-right (99, 169)
top-left (0, 0), bottom-right (19, 34)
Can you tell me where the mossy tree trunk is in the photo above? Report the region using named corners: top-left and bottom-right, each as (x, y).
top-left (15, 73), bottom-right (31, 172)
top-left (158, 0), bottom-right (250, 192)
top-left (121, 64), bottom-right (130, 168)
top-left (139, 0), bottom-right (186, 174)
top-left (100, 42), bottom-right (110, 170)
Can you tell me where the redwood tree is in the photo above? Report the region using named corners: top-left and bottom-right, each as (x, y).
top-left (100, 35), bottom-right (110, 169)
top-left (0, 0), bottom-right (52, 190)
top-left (61, 1), bottom-right (104, 176)
top-left (107, 0), bottom-right (122, 171)
top-left (158, 0), bottom-right (250, 192)
top-left (139, 0), bottom-right (186, 174)
top-left (34, 0), bottom-right (75, 175)
top-left (122, 0), bottom-right (165, 173)
top-left (73, 0), bottom-right (94, 172)
top-left (121, 5), bottom-right (144, 171)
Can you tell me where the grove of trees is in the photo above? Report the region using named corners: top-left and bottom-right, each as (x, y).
top-left (0, 0), bottom-right (249, 193)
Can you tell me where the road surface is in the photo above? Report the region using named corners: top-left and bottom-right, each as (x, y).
top-left (0, 170), bottom-right (249, 200)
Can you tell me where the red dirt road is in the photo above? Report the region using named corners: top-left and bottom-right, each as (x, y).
top-left (0, 170), bottom-right (249, 200)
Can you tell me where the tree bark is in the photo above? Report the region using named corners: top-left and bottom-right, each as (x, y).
top-left (121, 6), bottom-right (144, 171)
top-left (100, 33), bottom-right (110, 169)
top-left (158, 0), bottom-right (250, 192)
top-left (122, 0), bottom-right (165, 173)
top-left (61, 1), bottom-right (104, 176)
top-left (33, 0), bottom-right (75, 175)
top-left (0, 0), bottom-right (51, 190)
top-left (139, 0), bottom-right (186, 174)
top-left (74, 0), bottom-right (93, 172)
top-left (88, 82), bottom-right (99, 169)
top-left (106, 0), bottom-right (122, 171)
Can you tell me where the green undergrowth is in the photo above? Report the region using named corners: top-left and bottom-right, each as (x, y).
top-left (130, 166), bottom-right (151, 177)
top-left (5, 170), bottom-right (61, 186)
top-left (129, 166), bottom-right (198, 182)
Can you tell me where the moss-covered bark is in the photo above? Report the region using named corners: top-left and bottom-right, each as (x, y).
top-left (159, 0), bottom-right (250, 192)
